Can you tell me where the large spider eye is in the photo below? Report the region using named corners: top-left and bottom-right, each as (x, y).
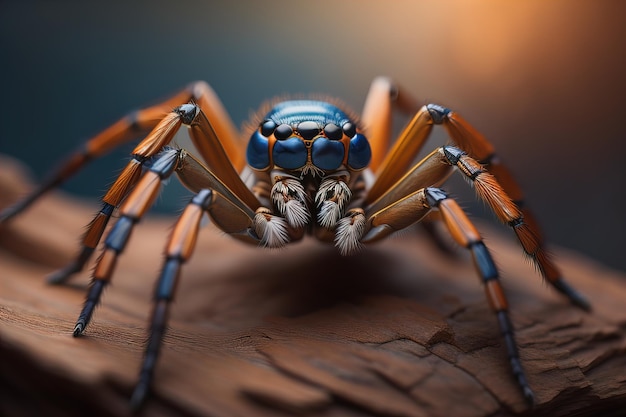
top-left (342, 122), bottom-right (356, 138)
top-left (323, 123), bottom-right (342, 140)
top-left (274, 123), bottom-right (293, 140)
top-left (297, 121), bottom-right (321, 140)
top-left (260, 120), bottom-right (276, 137)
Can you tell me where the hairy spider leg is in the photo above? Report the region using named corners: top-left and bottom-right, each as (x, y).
top-left (73, 103), bottom-right (266, 335)
top-left (47, 111), bottom-right (184, 284)
top-left (440, 146), bottom-right (589, 310)
top-left (27, 82), bottom-right (247, 284)
top-left (361, 184), bottom-right (535, 405)
top-left (73, 148), bottom-right (182, 336)
top-left (0, 81), bottom-right (241, 224)
top-left (361, 78), bottom-right (589, 310)
top-left (72, 146), bottom-right (265, 409)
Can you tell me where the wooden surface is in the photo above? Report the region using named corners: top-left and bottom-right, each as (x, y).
top-left (1, 154), bottom-right (625, 417)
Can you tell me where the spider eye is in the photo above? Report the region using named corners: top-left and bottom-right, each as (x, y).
top-left (274, 124), bottom-right (293, 140)
top-left (342, 122), bottom-right (356, 138)
top-left (323, 123), bottom-right (342, 140)
top-left (260, 120), bottom-right (276, 137)
top-left (297, 121), bottom-right (321, 140)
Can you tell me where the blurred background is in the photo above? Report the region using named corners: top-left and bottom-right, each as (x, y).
top-left (0, 0), bottom-right (624, 272)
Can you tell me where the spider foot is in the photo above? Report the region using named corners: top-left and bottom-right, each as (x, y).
top-left (0, 190), bottom-right (44, 224)
top-left (72, 320), bottom-right (85, 337)
top-left (72, 279), bottom-right (107, 335)
top-left (47, 268), bottom-right (74, 285)
top-left (512, 359), bottom-right (536, 407)
top-left (46, 253), bottom-right (91, 284)
top-left (0, 205), bottom-right (19, 223)
top-left (130, 380), bottom-right (150, 412)
top-left (523, 386), bottom-right (537, 407)
top-left (553, 278), bottom-right (591, 311)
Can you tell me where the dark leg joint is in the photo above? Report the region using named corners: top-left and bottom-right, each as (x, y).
top-left (425, 187), bottom-right (448, 208)
top-left (426, 103), bottom-right (451, 124)
top-left (191, 189), bottom-right (214, 208)
top-left (442, 145), bottom-right (466, 165)
top-left (175, 103), bottom-right (200, 125)
top-left (146, 147), bottom-right (180, 178)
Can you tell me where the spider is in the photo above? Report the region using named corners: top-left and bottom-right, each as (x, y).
top-left (1, 77), bottom-right (590, 410)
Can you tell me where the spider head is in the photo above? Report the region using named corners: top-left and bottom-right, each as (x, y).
top-left (246, 100), bottom-right (371, 175)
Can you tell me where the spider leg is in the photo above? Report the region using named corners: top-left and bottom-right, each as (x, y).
top-left (125, 160), bottom-right (263, 409)
top-left (361, 186), bottom-right (535, 405)
top-left (440, 145), bottom-right (589, 310)
top-left (73, 143), bottom-right (265, 336)
top-left (129, 188), bottom-right (214, 410)
top-left (73, 147), bottom-right (182, 335)
top-left (0, 81), bottom-right (241, 224)
top-left (360, 78), bottom-right (589, 310)
top-left (424, 188), bottom-right (536, 406)
top-left (45, 85), bottom-right (252, 284)
top-left (360, 78), bottom-right (460, 248)
top-left (47, 110), bottom-right (186, 284)
top-left (361, 76), bottom-right (421, 171)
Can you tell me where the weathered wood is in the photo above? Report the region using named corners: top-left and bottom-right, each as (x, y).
top-left (0, 154), bottom-right (625, 417)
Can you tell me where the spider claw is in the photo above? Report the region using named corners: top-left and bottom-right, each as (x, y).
top-left (0, 206), bottom-right (18, 223)
top-left (553, 278), bottom-right (592, 311)
top-left (130, 381), bottom-right (150, 412)
top-left (46, 265), bottom-right (78, 285)
top-left (47, 246), bottom-right (95, 284)
top-left (73, 321), bottom-right (85, 337)
top-left (0, 191), bottom-right (42, 224)
top-left (523, 386), bottom-right (536, 407)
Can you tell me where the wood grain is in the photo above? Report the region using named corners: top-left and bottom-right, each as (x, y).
top-left (1, 154), bottom-right (625, 417)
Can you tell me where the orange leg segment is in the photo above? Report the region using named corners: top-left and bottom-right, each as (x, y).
top-left (0, 81), bottom-right (241, 223)
top-left (360, 77), bottom-right (588, 310)
top-left (38, 83), bottom-right (251, 284)
top-left (424, 187), bottom-right (535, 405)
top-left (47, 110), bottom-right (184, 284)
top-left (360, 76), bottom-right (421, 172)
